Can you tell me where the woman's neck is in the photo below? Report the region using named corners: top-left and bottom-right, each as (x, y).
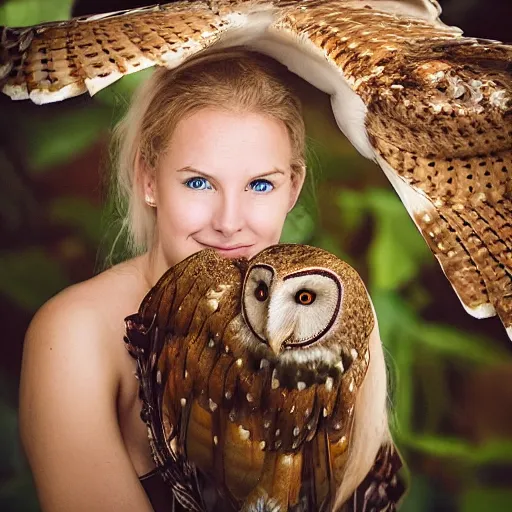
top-left (144, 243), bottom-right (171, 288)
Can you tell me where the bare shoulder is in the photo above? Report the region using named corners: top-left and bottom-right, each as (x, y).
top-left (27, 255), bottom-right (148, 336)
top-left (20, 255), bottom-right (154, 511)
top-left (21, 254), bottom-right (149, 417)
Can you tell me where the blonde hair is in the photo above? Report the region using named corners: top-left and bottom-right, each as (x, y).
top-left (109, 48), bottom-right (306, 259)
top-left (334, 317), bottom-right (391, 508)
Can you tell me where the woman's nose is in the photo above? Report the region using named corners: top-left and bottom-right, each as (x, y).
top-left (212, 192), bottom-right (245, 237)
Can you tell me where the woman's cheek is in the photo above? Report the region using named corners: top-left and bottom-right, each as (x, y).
top-left (164, 192), bottom-right (209, 223)
top-left (249, 194), bottom-right (289, 234)
top-left (180, 196), bottom-right (213, 232)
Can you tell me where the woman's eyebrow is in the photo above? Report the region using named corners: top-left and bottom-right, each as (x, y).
top-left (255, 168), bottom-right (286, 179)
top-left (175, 166), bottom-right (215, 181)
top-left (176, 166), bottom-right (287, 180)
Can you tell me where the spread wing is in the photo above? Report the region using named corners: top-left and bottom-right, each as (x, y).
top-left (2, 0), bottom-right (511, 339)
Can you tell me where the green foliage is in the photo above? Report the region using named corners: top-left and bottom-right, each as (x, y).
top-left (48, 197), bottom-right (104, 245)
top-left (0, 0), bottom-right (72, 26)
top-left (23, 106), bottom-right (112, 173)
top-left (413, 324), bottom-right (508, 365)
top-left (461, 488), bottom-right (512, 512)
top-left (281, 204), bottom-right (316, 244)
top-left (400, 476), bottom-right (442, 512)
top-left (0, 248), bottom-right (69, 312)
top-left (338, 188), bottom-right (432, 290)
top-left (402, 436), bottom-right (512, 464)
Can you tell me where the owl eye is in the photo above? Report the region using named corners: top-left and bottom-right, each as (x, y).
top-left (295, 289), bottom-right (316, 305)
top-left (254, 281), bottom-right (269, 302)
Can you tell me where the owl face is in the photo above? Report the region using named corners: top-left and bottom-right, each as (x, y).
top-left (242, 264), bottom-right (342, 354)
top-left (238, 244), bottom-right (374, 390)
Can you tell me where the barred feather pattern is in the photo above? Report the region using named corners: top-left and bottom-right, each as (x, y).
top-left (125, 318), bottom-right (207, 512)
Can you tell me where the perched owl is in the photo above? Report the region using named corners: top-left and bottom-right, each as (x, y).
top-left (1, 0), bottom-right (511, 340)
top-left (125, 244), bottom-right (405, 512)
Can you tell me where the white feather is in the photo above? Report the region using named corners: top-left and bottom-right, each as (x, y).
top-left (334, 302), bottom-right (390, 507)
top-left (251, 30), bottom-right (375, 160)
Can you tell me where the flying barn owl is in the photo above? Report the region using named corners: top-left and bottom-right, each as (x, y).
top-left (125, 244), bottom-right (405, 511)
top-left (1, 0), bottom-right (511, 340)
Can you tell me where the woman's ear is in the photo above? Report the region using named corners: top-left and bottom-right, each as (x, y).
top-left (288, 166), bottom-right (306, 212)
top-left (137, 150), bottom-right (157, 207)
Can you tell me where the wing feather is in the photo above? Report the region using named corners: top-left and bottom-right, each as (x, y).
top-left (0, 1), bottom-right (278, 103)
top-left (2, 6), bottom-right (510, 328)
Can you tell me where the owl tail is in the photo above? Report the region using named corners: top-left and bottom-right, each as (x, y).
top-left (340, 442), bottom-right (407, 512)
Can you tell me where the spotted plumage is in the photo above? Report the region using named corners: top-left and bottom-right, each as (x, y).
top-left (1, 0), bottom-right (510, 339)
top-left (124, 244), bottom-right (404, 511)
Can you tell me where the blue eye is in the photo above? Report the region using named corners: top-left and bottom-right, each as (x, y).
top-left (185, 177), bottom-right (212, 190)
top-left (250, 179), bottom-right (274, 193)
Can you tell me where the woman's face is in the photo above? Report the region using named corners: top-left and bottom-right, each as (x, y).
top-left (143, 108), bottom-right (304, 268)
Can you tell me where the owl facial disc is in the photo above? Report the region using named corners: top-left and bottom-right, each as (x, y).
top-left (242, 264), bottom-right (343, 355)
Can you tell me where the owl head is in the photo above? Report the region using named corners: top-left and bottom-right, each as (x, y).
top-left (237, 244), bottom-right (374, 391)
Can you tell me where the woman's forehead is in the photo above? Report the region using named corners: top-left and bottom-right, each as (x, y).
top-left (160, 108), bottom-right (293, 176)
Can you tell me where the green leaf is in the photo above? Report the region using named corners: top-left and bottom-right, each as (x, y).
top-left (48, 197), bottom-right (104, 245)
top-left (370, 290), bottom-right (427, 435)
top-left (371, 290), bottom-right (419, 435)
top-left (371, 289), bottom-right (419, 345)
top-left (416, 355), bottom-right (449, 433)
top-left (0, 0), bottom-right (73, 26)
top-left (24, 106), bottom-right (111, 172)
top-left (366, 189), bottom-right (431, 290)
top-left (414, 323), bottom-right (509, 364)
top-left (281, 204), bottom-right (315, 244)
top-left (388, 329), bottom-right (415, 435)
top-left (336, 188), bottom-right (369, 234)
top-left (461, 488), bottom-right (512, 512)
top-left (399, 434), bottom-right (512, 464)
top-left (0, 248), bottom-right (69, 311)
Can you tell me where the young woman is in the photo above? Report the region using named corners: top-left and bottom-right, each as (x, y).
top-left (19, 49), bottom-right (390, 511)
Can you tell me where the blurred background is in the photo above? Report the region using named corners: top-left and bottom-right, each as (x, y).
top-left (0, 0), bottom-right (511, 510)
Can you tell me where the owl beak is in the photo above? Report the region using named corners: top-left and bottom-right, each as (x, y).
top-left (267, 323), bottom-right (295, 355)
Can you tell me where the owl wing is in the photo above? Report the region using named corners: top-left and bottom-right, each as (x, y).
top-left (272, 1), bottom-right (511, 341)
top-left (0, 0), bottom-right (280, 103)
top-left (124, 250), bottom-right (245, 512)
top-left (124, 308), bottom-right (208, 511)
top-left (0, 0), bottom-right (450, 104)
top-left (2, 0), bottom-right (511, 339)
